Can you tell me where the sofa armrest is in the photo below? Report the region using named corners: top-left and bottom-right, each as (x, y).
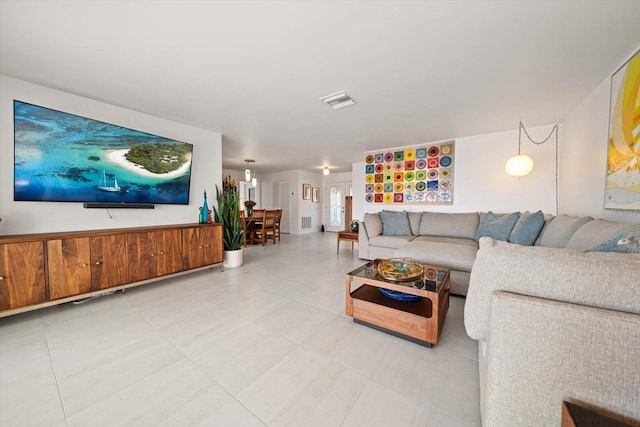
top-left (464, 238), bottom-right (640, 342)
top-left (483, 291), bottom-right (640, 426)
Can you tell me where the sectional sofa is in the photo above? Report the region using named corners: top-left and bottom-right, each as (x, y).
top-left (358, 210), bottom-right (639, 295)
top-left (358, 209), bottom-right (640, 425)
top-left (465, 237), bottom-right (640, 426)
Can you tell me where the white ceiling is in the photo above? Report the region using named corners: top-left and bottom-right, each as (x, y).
top-left (1, 1), bottom-right (639, 175)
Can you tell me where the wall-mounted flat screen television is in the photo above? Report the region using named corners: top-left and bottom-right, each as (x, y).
top-left (14, 100), bottom-right (193, 205)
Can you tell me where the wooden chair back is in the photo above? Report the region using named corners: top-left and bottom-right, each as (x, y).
top-left (274, 209), bottom-right (283, 241)
top-left (254, 210), bottom-right (277, 246)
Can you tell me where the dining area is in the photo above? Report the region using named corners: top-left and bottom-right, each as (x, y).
top-left (240, 209), bottom-right (283, 246)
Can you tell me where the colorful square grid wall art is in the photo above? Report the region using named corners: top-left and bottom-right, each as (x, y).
top-left (364, 140), bottom-right (455, 205)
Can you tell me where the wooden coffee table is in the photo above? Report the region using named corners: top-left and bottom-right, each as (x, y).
top-left (345, 260), bottom-right (450, 347)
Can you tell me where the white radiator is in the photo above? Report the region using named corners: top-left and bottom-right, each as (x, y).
top-left (301, 216), bottom-right (312, 229)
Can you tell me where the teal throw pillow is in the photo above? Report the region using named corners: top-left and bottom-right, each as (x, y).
top-left (475, 211), bottom-right (520, 242)
top-left (379, 210), bottom-right (412, 236)
top-left (509, 210), bottom-right (545, 246)
top-left (587, 231), bottom-right (640, 253)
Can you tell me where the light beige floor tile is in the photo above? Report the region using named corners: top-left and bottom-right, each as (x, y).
top-left (237, 346), bottom-right (368, 426)
top-left (43, 309), bottom-right (156, 361)
top-left (0, 322), bottom-right (66, 427)
top-left (195, 398), bottom-right (266, 427)
top-left (341, 380), bottom-right (420, 427)
top-left (257, 300), bottom-right (335, 343)
top-left (214, 289), bottom-right (291, 321)
top-left (296, 283), bottom-right (348, 315)
top-left (153, 302), bottom-right (250, 354)
top-left (437, 311), bottom-right (478, 360)
top-left (190, 323), bottom-right (296, 395)
top-left (39, 291), bottom-right (132, 327)
top-left (119, 277), bottom-right (183, 307)
top-left (53, 331), bottom-right (184, 416)
top-left (128, 291), bottom-right (214, 328)
top-left (372, 339), bottom-right (481, 426)
top-left (68, 358), bottom-right (231, 427)
top-left (416, 403), bottom-right (475, 427)
top-left (302, 315), bottom-right (395, 376)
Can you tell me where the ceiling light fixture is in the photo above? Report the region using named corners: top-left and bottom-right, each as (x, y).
top-left (319, 90), bottom-right (356, 110)
top-left (244, 159), bottom-right (256, 185)
top-left (323, 167), bottom-right (330, 176)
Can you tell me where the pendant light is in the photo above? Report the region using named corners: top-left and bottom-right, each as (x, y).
top-left (244, 159), bottom-right (255, 183)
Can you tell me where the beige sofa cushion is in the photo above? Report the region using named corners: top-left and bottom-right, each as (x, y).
top-left (418, 212), bottom-right (479, 239)
top-left (465, 237), bottom-right (640, 342)
top-left (413, 235), bottom-right (479, 247)
top-left (565, 219), bottom-right (640, 251)
top-left (363, 212), bottom-right (382, 237)
top-left (394, 239), bottom-right (478, 272)
top-left (534, 214), bottom-right (593, 248)
top-left (407, 212), bottom-right (422, 236)
top-left (369, 235), bottom-right (414, 249)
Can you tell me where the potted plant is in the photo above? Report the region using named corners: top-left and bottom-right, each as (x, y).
top-left (213, 177), bottom-right (244, 268)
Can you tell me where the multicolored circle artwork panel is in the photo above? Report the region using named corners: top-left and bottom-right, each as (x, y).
top-left (364, 141), bottom-right (454, 205)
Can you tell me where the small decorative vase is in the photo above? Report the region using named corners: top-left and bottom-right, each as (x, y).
top-left (223, 249), bottom-right (243, 268)
top-left (246, 206), bottom-right (253, 217)
top-left (201, 190), bottom-right (209, 224)
top-left (349, 220), bottom-right (359, 233)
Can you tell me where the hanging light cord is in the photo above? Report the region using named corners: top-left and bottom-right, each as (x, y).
top-left (519, 121), bottom-right (560, 215)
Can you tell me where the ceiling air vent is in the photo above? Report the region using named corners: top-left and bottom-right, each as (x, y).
top-left (319, 90), bottom-right (356, 110)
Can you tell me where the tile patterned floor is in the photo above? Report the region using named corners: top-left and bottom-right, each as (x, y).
top-left (0, 232), bottom-right (480, 426)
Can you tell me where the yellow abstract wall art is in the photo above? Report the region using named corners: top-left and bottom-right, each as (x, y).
top-left (606, 49), bottom-right (640, 210)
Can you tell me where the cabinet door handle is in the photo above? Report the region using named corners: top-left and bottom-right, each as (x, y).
top-left (150, 253), bottom-right (155, 257)
top-left (81, 263), bottom-right (87, 267)
top-left (199, 246), bottom-right (203, 249)
top-left (95, 261), bottom-right (102, 265)
top-left (159, 251), bottom-right (165, 255)
top-left (205, 244), bottom-right (210, 248)
top-left (0, 276), bottom-right (4, 280)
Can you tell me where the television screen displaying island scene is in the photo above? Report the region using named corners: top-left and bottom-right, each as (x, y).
top-left (14, 100), bottom-right (194, 205)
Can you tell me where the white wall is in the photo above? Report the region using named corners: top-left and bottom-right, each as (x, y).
top-left (261, 169), bottom-right (322, 234)
top-left (353, 125), bottom-right (560, 219)
top-left (0, 76), bottom-right (222, 235)
top-left (562, 73), bottom-right (640, 223)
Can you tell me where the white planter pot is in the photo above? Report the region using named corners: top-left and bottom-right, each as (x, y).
top-left (223, 249), bottom-right (243, 268)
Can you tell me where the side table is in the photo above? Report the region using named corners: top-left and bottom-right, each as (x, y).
top-left (337, 230), bottom-right (358, 254)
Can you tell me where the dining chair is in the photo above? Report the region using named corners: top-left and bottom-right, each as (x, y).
top-left (240, 210), bottom-right (251, 247)
top-left (274, 209), bottom-right (283, 241)
top-left (253, 210), bottom-right (277, 246)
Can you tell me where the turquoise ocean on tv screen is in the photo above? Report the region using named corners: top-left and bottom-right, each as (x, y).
top-left (13, 101), bottom-right (193, 205)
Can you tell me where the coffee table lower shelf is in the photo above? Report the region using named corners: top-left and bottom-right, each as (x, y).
top-left (349, 284), bottom-right (449, 347)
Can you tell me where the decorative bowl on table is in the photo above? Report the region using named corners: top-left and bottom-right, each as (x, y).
top-left (377, 258), bottom-right (424, 282)
top-left (378, 287), bottom-right (421, 302)
top-left (377, 258), bottom-right (424, 301)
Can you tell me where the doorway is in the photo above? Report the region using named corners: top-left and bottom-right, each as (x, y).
top-left (272, 180), bottom-right (290, 234)
top-left (326, 182), bottom-right (352, 232)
